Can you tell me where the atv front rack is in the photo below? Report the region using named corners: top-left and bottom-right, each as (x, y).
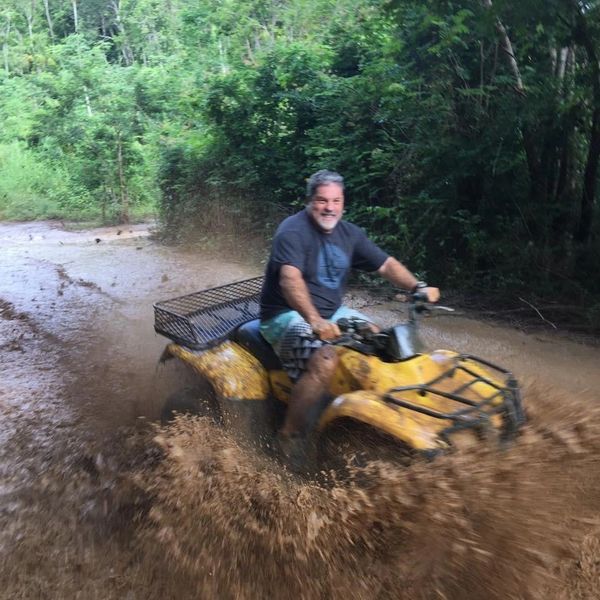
top-left (383, 354), bottom-right (525, 440)
top-left (154, 277), bottom-right (263, 349)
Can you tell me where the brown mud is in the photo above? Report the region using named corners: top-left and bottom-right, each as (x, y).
top-left (1, 221), bottom-right (600, 599)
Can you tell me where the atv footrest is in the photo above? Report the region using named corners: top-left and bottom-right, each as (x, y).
top-left (154, 277), bottom-right (264, 349)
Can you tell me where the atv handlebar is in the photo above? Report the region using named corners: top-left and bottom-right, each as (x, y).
top-left (335, 293), bottom-right (454, 337)
top-left (407, 290), bottom-right (454, 319)
top-left (411, 290), bottom-right (430, 315)
top-left (323, 293), bottom-right (453, 353)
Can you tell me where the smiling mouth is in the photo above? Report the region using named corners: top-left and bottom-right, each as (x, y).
top-left (314, 212), bottom-right (340, 230)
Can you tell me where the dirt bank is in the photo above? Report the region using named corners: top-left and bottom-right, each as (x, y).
top-left (1, 221), bottom-right (599, 599)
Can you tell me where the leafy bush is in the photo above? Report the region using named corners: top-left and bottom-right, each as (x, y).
top-left (0, 143), bottom-right (63, 220)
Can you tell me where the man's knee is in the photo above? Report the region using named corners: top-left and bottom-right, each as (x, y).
top-left (306, 345), bottom-right (339, 383)
top-left (282, 345), bottom-right (339, 436)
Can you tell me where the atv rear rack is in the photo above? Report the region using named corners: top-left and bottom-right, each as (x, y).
top-left (383, 354), bottom-right (525, 439)
top-left (154, 277), bottom-right (263, 350)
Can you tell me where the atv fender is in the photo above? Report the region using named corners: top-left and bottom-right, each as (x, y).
top-left (318, 390), bottom-right (449, 452)
top-left (164, 341), bottom-right (270, 401)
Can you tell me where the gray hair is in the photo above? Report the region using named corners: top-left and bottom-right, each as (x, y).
top-left (306, 170), bottom-right (344, 200)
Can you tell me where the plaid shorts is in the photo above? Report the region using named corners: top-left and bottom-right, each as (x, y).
top-left (260, 306), bottom-right (371, 382)
top-left (277, 320), bottom-right (324, 382)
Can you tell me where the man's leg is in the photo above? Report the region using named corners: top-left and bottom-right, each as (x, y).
top-left (262, 316), bottom-right (339, 471)
top-left (266, 306), bottom-right (377, 433)
top-left (280, 344), bottom-right (339, 436)
top-left (274, 317), bottom-right (338, 434)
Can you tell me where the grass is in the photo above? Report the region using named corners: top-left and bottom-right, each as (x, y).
top-left (0, 142), bottom-right (62, 220)
top-left (0, 142), bottom-right (159, 224)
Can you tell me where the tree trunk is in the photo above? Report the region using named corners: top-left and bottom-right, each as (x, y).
top-left (557, 46), bottom-right (569, 82)
top-left (576, 106), bottom-right (600, 244)
top-left (573, 3), bottom-right (600, 245)
top-left (3, 18), bottom-right (10, 76)
top-left (481, 0), bottom-right (544, 221)
top-left (110, 0), bottom-right (134, 66)
top-left (71, 0), bottom-right (78, 33)
top-left (117, 136), bottom-right (130, 224)
top-left (481, 0), bottom-right (523, 90)
top-left (102, 187), bottom-right (108, 224)
top-left (554, 48), bottom-right (575, 205)
top-left (83, 86), bottom-right (93, 117)
top-left (219, 39), bottom-right (228, 74)
top-left (25, 1), bottom-right (36, 48)
top-left (14, 28), bottom-right (24, 75)
top-left (43, 0), bottom-right (54, 41)
top-left (555, 131), bottom-right (571, 204)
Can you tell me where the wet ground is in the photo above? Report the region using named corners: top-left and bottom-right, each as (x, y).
top-left (1, 220), bottom-right (599, 599)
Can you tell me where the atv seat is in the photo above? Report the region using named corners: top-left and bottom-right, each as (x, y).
top-left (232, 319), bottom-right (283, 371)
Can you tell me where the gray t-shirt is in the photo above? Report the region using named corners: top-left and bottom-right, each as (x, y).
top-left (260, 209), bottom-right (388, 320)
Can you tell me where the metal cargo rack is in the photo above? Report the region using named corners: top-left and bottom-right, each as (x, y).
top-left (383, 354), bottom-right (525, 439)
top-left (154, 276), bottom-right (263, 350)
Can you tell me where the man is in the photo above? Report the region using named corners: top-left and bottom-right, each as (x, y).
top-left (259, 170), bottom-right (439, 452)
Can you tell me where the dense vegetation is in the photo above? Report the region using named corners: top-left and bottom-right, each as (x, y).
top-left (1, 0), bottom-right (599, 321)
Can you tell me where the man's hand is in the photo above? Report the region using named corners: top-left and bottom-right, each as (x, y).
top-left (310, 318), bottom-right (341, 340)
top-left (366, 322), bottom-right (380, 333)
top-left (378, 258), bottom-right (441, 304)
top-left (424, 287), bottom-right (440, 303)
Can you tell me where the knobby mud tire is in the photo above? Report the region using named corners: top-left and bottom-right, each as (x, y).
top-left (316, 418), bottom-right (414, 482)
top-left (161, 382), bottom-right (222, 425)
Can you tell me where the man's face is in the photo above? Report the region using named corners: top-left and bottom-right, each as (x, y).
top-left (308, 183), bottom-right (344, 233)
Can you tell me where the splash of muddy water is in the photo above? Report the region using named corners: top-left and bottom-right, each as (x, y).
top-left (0, 221), bottom-right (599, 599)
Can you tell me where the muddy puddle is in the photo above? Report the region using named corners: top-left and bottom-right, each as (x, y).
top-left (1, 220), bottom-right (599, 599)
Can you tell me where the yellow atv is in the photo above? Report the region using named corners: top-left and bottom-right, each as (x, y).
top-left (154, 277), bottom-right (525, 461)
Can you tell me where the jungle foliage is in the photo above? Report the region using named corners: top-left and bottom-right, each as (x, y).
top-left (1, 0), bottom-right (599, 317)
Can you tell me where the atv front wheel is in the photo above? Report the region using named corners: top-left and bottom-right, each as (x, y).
top-left (161, 384), bottom-right (222, 425)
top-left (317, 418), bottom-right (413, 477)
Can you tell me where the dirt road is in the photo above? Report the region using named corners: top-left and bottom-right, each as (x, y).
top-left (1, 221), bottom-right (599, 599)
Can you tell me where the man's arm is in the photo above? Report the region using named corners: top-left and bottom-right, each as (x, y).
top-left (279, 265), bottom-right (340, 340)
top-left (377, 257), bottom-right (440, 302)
